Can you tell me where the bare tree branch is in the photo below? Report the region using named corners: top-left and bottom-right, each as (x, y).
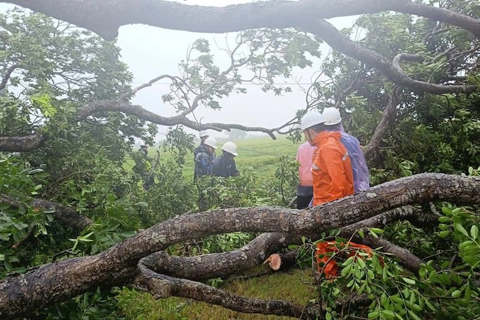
top-left (363, 87), bottom-right (401, 161)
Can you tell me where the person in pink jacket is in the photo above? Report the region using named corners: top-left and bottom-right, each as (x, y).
top-left (296, 140), bottom-right (316, 209)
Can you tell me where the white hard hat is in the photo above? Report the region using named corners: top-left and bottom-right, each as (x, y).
top-left (300, 111), bottom-right (324, 131)
top-left (203, 137), bottom-right (217, 149)
top-left (322, 107), bottom-right (342, 125)
top-left (222, 141), bottom-right (238, 156)
top-left (199, 130), bottom-right (209, 138)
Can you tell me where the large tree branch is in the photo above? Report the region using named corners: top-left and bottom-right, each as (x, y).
top-left (135, 260), bottom-right (313, 319)
top-left (76, 100), bottom-right (279, 139)
top-left (0, 133), bottom-right (45, 152)
top-left (6, 0), bottom-right (480, 40)
top-left (0, 95), bottom-right (282, 153)
top-left (299, 19), bottom-right (479, 95)
top-left (145, 232), bottom-right (300, 281)
top-left (0, 173), bottom-right (479, 317)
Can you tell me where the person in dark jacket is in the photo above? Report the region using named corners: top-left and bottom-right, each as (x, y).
top-left (193, 137), bottom-right (217, 181)
top-left (211, 141), bottom-right (239, 178)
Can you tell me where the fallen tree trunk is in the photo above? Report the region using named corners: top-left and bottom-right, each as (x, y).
top-left (0, 173), bottom-right (479, 318)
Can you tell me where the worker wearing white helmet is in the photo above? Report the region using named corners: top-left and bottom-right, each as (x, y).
top-left (193, 136), bottom-right (217, 181)
top-left (300, 110), bottom-right (354, 206)
top-left (199, 130), bottom-right (209, 142)
top-left (211, 141), bottom-right (239, 178)
top-left (321, 107), bottom-right (370, 193)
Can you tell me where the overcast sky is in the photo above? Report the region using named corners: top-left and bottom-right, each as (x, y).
top-left (1, 0), bottom-right (357, 139)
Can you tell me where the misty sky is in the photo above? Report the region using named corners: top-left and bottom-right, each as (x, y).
top-left (0, 0), bottom-right (357, 139)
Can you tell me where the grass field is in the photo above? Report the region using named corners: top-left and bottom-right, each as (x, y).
top-left (131, 135), bottom-right (300, 181)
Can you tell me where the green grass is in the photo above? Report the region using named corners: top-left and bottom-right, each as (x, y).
top-left (116, 268), bottom-right (317, 320)
top-left (129, 135), bottom-right (299, 181)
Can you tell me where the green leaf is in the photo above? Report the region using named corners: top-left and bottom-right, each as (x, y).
top-left (358, 229), bottom-right (365, 239)
top-left (407, 310), bottom-right (422, 320)
top-left (451, 290), bottom-right (461, 298)
top-left (424, 298), bottom-right (435, 311)
top-left (31, 93), bottom-right (56, 118)
top-left (402, 277), bottom-right (416, 285)
top-left (380, 310), bottom-right (395, 318)
top-left (369, 227), bottom-right (384, 234)
top-left (470, 225), bottom-right (479, 239)
top-left (455, 224), bottom-right (469, 237)
top-left (438, 216), bottom-right (451, 223)
top-left (438, 230), bottom-right (451, 238)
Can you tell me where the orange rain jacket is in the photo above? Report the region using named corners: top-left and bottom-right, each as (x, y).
top-left (311, 131), bottom-right (354, 206)
top-left (316, 241), bottom-right (383, 278)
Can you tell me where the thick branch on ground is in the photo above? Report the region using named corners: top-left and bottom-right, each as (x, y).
top-left (0, 133), bottom-right (45, 152)
top-left (145, 232), bottom-right (301, 280)
top-left (134, 265), bottom-right (314, 319)
top-left (365, 236), bottom-right (422, 273)
top-left (363, 87), bottom-right (401, 161)
top-left (299, 19), bottom-right (479, 95)
top-left (0, 195), bottom-right (92, 231)
top-left (148, 206), bottom-right (432, 280)
top-left (7, 0), bottom-right (480, 40)
top-left (0, 173), bottom-right (479, 317)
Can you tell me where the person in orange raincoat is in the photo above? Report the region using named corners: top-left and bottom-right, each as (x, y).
top-left (300, 111), bottom-right (377, 278)
top-left (300, 111), bottom-right (354, 206)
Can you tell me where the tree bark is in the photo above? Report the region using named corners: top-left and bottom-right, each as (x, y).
top-left (0, 133), bottom-right (45, 152)
top-left (6, 0), bottom-right (480, 40)
top-left (0, 173), bottom-right (479, 318)
top-left (144, 232), bottom-right (300, 280)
